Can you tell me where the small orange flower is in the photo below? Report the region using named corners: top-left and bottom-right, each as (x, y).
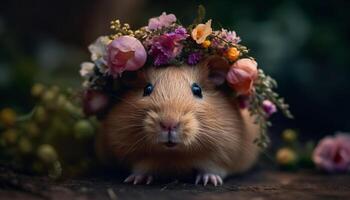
top-left (202, 40), bottom-right (211, 48)
top-left (191, 20), bottom-right (212, 44)
top-left (225, 47), bottom-right (240, 62)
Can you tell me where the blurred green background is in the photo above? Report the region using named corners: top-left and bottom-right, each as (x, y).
top-left (0, 0), bottom-right (349, 142)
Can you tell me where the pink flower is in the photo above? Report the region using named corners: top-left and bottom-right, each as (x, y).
top-left (83, 90), bottom-right (109, 116)
top-left (262, 100), bottom-right (277, 117)
top-left (226, 58), bottom-right (258, 95)
top-left (212, 29), bottom-right (241, 48)
top-left (313, 133), bottom-right (350, 173)
top-left (148, 12), bottom-right (177, 30)
top-left (105, 36), bottom-right (147, 77)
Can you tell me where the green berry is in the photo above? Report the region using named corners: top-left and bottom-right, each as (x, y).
top-left (2, 129), bottom-right (18, 145)
top-left (18, 137), bottom-right (32, 154)
top-left (35, 106), bottom-right (47, 123)
top-left (25, 122), bottom-right (39, 137)
top-left (56, 94), bottom-right (68, 108)
top-left (282, 129), bottom-right (298, 143)
top-left (31, 83), bottom-right (46, 97)
top-left (37, 144), bottom-right (58, 164)
top-left (0, 108), bottom-right (17, 127)
top-left (74, 120), bottom-right (94, 139)
top-left (49, 85), bottom-right (60, 95)
top-left (42, 90), bottom-right (56, 103)
top-left (63, 102), bottom-right (81, 116)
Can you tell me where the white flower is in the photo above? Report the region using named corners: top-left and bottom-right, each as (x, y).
top-left (88, 36), bottom-right (111, 61)
top-left (88, 36), bottom-right (110, 74)
top-left (94, 58), bottom-right (108, 74)
top-left (80, 62), bottom-right (95, 78)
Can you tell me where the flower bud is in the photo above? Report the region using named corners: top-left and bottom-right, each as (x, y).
top-left (262, 100), bottom-right (277, 117)
top-left (225, 47), bottom-right (240, 62)
top-left (202, 40), bottom-right (211, 48)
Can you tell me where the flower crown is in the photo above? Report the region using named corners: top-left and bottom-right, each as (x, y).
top-left (79, 6), bottom-right (292, 148)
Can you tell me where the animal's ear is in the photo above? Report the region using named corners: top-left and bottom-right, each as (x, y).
top-left (202, 56), bottom-right (230, 86)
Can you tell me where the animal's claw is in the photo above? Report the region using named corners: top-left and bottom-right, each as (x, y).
top-left (124, 173), bottom-right (153, 185)
top-left (195, 173), bottom-right (223, 186)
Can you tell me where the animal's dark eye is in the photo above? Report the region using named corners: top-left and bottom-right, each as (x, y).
top-left (191, 83), bottom-right (202, 98)
top-left (143, 83), bottom-right (154, 96)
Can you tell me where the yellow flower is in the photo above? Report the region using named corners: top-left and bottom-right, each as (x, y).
top-left (276, 147), bottom-right (297, 166)
top-left (191, 20), bottom-right (212, 44)
top-left (0, 108), bottom-right (17, 127)
top-left (225, 47), bottom-right (240, 62)
top-left (202, 40), bottom-right (211, 48)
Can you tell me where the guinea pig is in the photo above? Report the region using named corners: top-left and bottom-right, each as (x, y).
top-left (96, 57), bottom-right (260, 186)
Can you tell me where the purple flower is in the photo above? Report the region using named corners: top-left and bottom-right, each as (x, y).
top-left (262, 100), bottom-right (277, 117)
top-left (212, 28), bottom-right (241, 49)
top-left (148, 12), bottom-right (177, 30)
top-left (187, 52), bottom-right (202, 65)
top-left (313, 133), bottom-right (350, 173)
top-left (174, 27), bottom-right (187, 35)
top-left (149, 29), bottom-right (188, 66)
top-left (238, 95), bottom-right (250, 109)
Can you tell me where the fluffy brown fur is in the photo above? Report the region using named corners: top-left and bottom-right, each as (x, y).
top-left (96, 60), bottom-right (260, 184)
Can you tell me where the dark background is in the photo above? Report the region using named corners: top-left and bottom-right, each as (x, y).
top-left (0, 0), bottom-right (349, 142)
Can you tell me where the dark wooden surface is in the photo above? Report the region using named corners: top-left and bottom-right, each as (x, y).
top-left (1, 166), bottom-right (350, 200)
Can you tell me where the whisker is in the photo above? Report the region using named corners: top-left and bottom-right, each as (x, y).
top-left (108, 124), bottom-right (144, 132)
top-left (121, 134), bottom-right (149, 159)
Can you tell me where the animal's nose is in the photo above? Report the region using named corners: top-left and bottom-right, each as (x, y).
top-left (160, 120), bottom-right (179, 132)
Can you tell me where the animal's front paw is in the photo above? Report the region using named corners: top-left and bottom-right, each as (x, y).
top-left (124, 173), bottom-right (153, 185)
top-left (195, 173), bottom-right (223, 186)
